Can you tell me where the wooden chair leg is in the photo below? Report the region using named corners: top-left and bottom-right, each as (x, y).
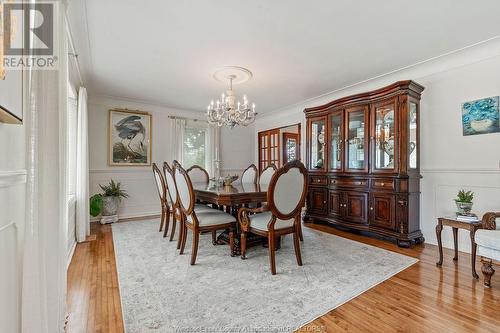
top-left (190, 231), bottom-right (200, 265)
top-left (180, 223), bottom-right (188, 254)
top-left (298, 220), bottom-right (304, 242)
top-left (212, 230), bottom-right (217, 245)
top-left (293, 226), bottom-right (303, 266)
top-left (268, 234), bottom-right (277, 275)
top-left (169, 213), bottom-right (176, 241)
top-left (241, 231), bottom-right (247, 260)
top-left (162, 208), bottom-right (171, 238)
top-left (177, 216), bottom-right (183, 249)
top-left (159, 207), bottom-right (165, 232)
top-left (229, 227), bottom-right (235, 257)
top-left (482, 259), bottom-right (495, 287)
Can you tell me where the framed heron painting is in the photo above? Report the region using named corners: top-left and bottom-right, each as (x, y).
top-left (108, 109), bottom-right (152, 166)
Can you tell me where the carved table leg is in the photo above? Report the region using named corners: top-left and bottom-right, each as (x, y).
top-left (470, 229), bottom-right (479, 279)
top-left (436, 222), bottom-right (443, 266)
top-left (452, 227), bottom-right (458, 261)
top-left (481, 259), bottom-right (495, 288)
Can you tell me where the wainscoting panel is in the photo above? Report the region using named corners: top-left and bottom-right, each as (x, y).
top-left (0, 170), bottom-right (26, 333)
top-left (420, 169), bottom-right (500, 253)
top-left (90, 169), bottom-right (161, 219)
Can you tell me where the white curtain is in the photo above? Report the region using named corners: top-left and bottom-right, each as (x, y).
top-left (206, 124), bottom-right (220, 177)
top-left (167, 118), bottom-right (186, 164)
top-left (75, 87), bottom-right (89, 242)
top-left (22, 3), bottom-right (68, 332)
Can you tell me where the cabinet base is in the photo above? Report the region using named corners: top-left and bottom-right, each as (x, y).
top-left (306, 214), bottom-right (424, 248)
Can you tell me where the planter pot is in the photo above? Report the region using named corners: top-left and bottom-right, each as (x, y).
top-left (455, 200), bottom-right (473, 214)
top-left (102, 196), bottom-right (120, 216)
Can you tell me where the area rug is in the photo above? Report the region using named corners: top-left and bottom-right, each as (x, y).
top-left (112, 219), bottom-right (417, 333)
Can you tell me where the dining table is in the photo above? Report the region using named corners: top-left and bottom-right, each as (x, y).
top-left (192, 181), bottom-right (270, 255)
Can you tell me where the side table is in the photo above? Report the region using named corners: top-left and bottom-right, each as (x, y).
top-left (435, 217), bottom-right (482, 279)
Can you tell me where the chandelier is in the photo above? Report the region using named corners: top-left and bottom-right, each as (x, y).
top-left (206, 67), bottom-right (257, 128)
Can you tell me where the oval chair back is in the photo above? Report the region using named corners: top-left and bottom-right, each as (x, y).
top-left (163, 162), bottom-right (178, 207)
top-left (173, 162), bottom-right (195, 217)
top-left (259, 164), bottom-right (277, 186)
top-left (187, 165), bottom-right (209, 183)
top-left (267, 160), bottom-right (308, 220)
top-left (152, 163), bottom-right (166, 202)
top-left (241, 164), bottom-right (258, 184)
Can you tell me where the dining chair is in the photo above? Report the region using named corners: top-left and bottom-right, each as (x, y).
top-left (259, 164), bottom-right (277, 186)
top-left (187, 165), bottom-right (210, 183)
top-left (241, 164), bottom-right (258, 184)
top-left (152, 163), bottom-right (169, 233)
top-left (174, 162), bottom-right (236, 265)
top-left (165, 161), bottom-right (214, 245)
top-left (238, 160), bottom-right (308, 275)
top-left (163, 162), bottom-right (182, 241)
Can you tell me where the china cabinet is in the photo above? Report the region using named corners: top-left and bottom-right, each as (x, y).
top-left (304, 81), bottom-right (424, 247)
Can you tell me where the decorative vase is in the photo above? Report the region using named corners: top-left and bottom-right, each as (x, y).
top-left (455, 200), bottom-right (473, 214)
top-left (102, 196), bottom-right (120, 216)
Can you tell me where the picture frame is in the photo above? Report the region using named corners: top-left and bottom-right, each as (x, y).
top-left (0, 0), bottom-right (24, 125)
top-left (108, 109), bottom-right (152, 166)
top-left (461, 96), bottom-right (500, 136)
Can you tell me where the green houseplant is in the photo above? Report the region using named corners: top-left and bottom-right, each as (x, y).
top-left (455, 190), bottom-right (474, 214)
top-left (89, 180), bottom-right (129, 218)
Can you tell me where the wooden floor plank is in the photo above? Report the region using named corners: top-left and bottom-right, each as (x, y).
top-left (66, 221), bottom-right (500, 333)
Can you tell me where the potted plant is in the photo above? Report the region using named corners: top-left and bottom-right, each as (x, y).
top-left (90, 180), bottom-right (128, 223)
top-left (455, 190), bottom-right (474, 214)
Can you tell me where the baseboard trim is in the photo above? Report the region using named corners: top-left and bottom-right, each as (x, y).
top-left (90, 213), bottom-right (161, 224)
top-left (67, 242), bottom-right (77, 269)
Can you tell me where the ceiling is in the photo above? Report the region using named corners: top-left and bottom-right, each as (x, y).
top-left (67, 0), bottom-right (500, 113)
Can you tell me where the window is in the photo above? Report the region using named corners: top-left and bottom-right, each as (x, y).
top-left (183, 126), bottom-right (207, 169)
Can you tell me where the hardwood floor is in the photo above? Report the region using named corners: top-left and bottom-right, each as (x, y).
top-left (67, 221), bottom-right (500, 333)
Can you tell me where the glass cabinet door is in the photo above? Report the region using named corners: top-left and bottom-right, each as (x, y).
top-left (346, 108), bottom-right (367, 171)
top-left (329, 112), bottom-right (343, 171)
top-left (374, 101), bottom-right (397, 170)
top-left (309, 117), bottom-right (326, 170)
top-left (409, 102), bottom-right (418, 169)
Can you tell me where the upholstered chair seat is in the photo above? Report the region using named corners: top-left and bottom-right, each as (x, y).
top-left (248, 212), bottom-right (294, 231)
top-left (187, 210), bottom-right (236, 226)
top-left (473, 212), bottom-right (500, 288)
top-left (195, 203), bottom-right (214, 212)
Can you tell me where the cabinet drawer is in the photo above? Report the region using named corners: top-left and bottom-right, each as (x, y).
top-left (330, 178), bottom-right (368, 188)
top-left (371, 178), bottom-right (395, 190)
top-left (310, 175), bottom-right (328, 186)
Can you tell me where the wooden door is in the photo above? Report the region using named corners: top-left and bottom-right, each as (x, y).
top-left (308, 187), bottom-right (328, 215)
top-left (344, 106), bottom-right (369, 173)
top-left (282, 132), bottom-right (300, 163)
top-left (370, 193), bottom-right (396, 230)
top-left (344, 191), bottom-right (368, 224)
top-left (258, 129), bottom-right (280, 173)
top-left (328, 190), bottom-right (343, 219)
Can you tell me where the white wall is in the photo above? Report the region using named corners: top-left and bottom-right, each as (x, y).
top-left (254, 38), bottom-right (500, 253)
top-left (0, 118), bottom-right (26, 333)
top-left (220, 124), bottom-right (255, 176)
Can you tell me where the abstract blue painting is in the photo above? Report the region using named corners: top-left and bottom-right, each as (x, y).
top-left (462, 96), bottom-right (500, 136)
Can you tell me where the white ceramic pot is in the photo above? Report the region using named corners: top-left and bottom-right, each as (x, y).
top-left (102, 196), bottom-right (120, 216)
top-left (470, 119), bottom-right (494, 133)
